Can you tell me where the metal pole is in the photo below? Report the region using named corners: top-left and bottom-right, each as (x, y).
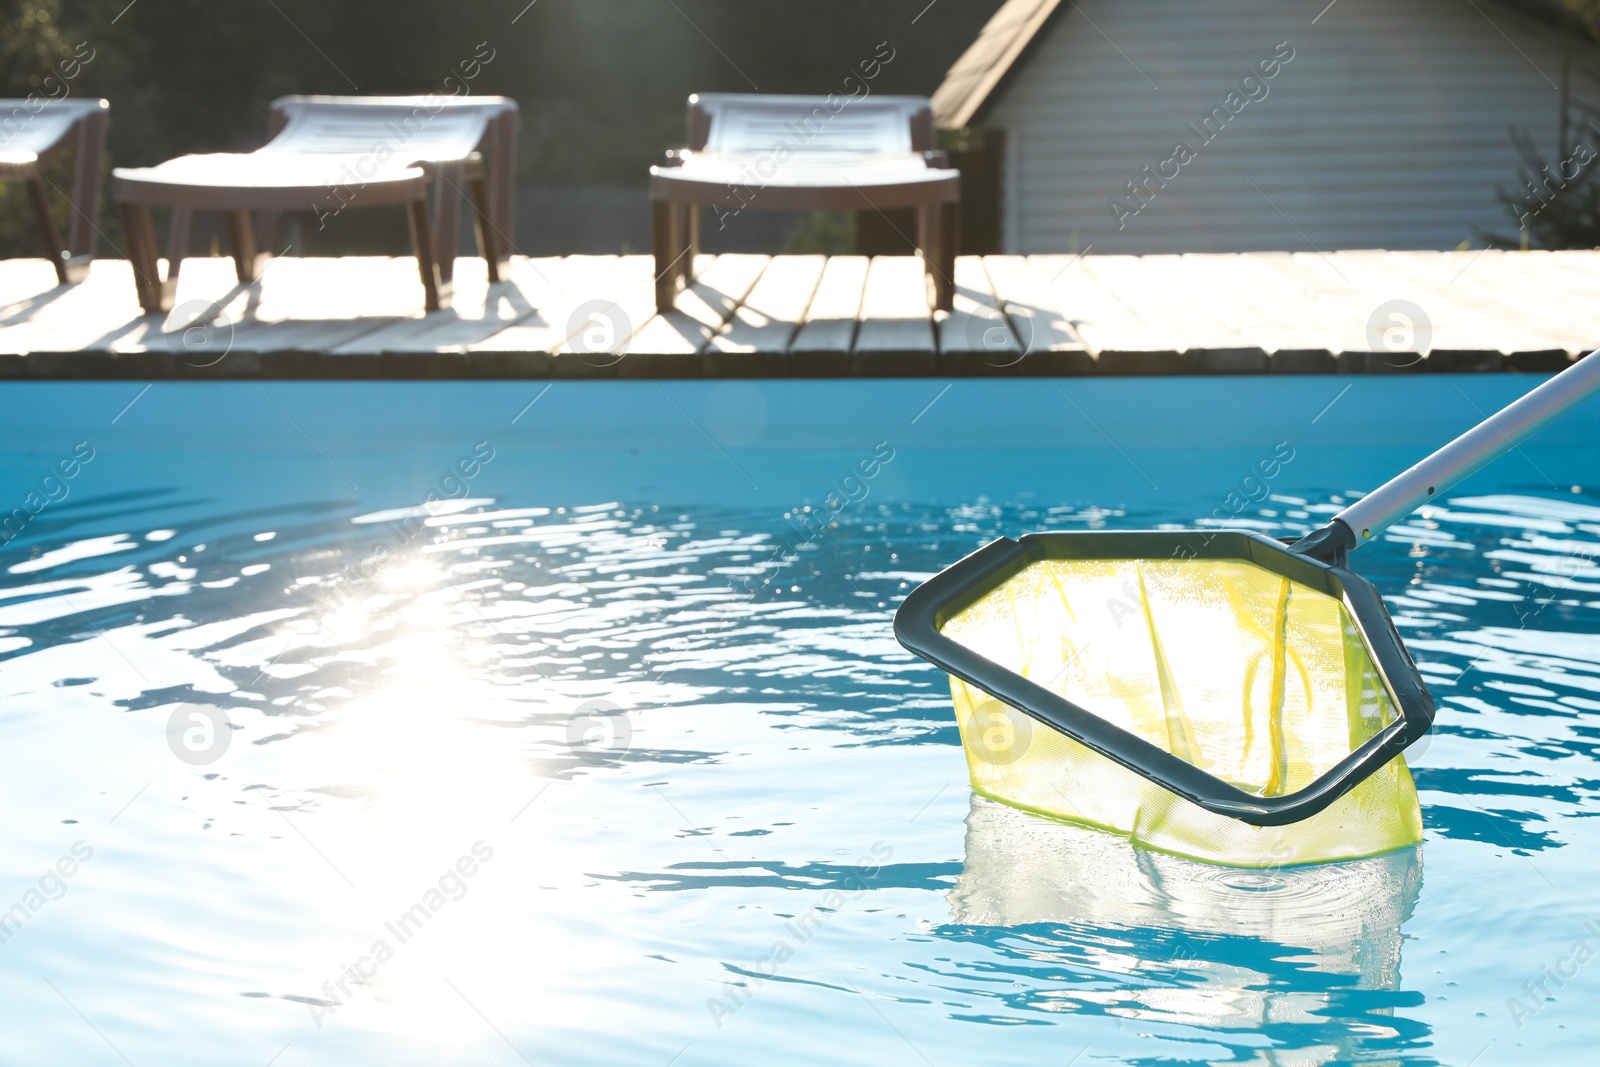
top-left (1337, 350), bottom-right (1600, 546)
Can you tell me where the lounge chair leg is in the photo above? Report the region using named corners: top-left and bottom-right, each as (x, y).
top-left (118, 201), bottom-right (174, 313)
top-left (488, 110), bottom-right (518, 255)
top-left (924, 201), bottom-right (957, 312)
top-left (468, 170), bottom-right (508, 284)
top-left (431, 161), bottom-right (464, 288)
top-left (62, 105), bottom-right (107, 280)
top-left (653, 198), bottom-right (681, 313)
top-left (940, 200), bottom-right (960, 309)
top-left (166, 207), bottom-right (192, 287)
top-left (407, 197), bottom-right (449, 312)
top-left (682, 204), bottom-right (700, 283)
top-left (26, 177), bottom-right (70, 286)
top-left (918, 204), bottom-right (938, 310)
top-left (223, 210), bottom-right (267, 283)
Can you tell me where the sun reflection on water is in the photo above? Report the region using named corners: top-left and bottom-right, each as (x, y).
top-left (1, 486), bottom-right (1599, 1064)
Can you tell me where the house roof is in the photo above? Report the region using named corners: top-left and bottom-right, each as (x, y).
top-left (930, 0), bottom-right (1599, 130)
top-left (930, 0), bottom-right (1063, 129)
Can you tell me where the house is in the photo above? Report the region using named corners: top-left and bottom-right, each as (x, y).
top-left (931, 0), bottom-right (1600, 254)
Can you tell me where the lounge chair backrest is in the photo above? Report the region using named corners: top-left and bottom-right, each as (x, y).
top-left (687, 94), bottom-right (935, 156)
top-left (0, 98), bottom-right (107, 156)
top-left (267, 96), bottom-right (518, 164)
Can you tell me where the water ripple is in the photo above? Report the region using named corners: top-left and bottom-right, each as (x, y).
top-left (3, 483), bottom-right (1599, 1065)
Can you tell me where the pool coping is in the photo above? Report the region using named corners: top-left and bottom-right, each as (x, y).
top-left (0, 346), bottom-right (1576, 380)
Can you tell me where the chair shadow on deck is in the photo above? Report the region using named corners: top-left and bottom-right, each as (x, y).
top-left (0, 284), bottom-right (76, 328)
top-left (620, 271), bottom-right (742, 358)
top-left (83, 259), bottom-right (540, 362)
top-left (666, 275), bottom-right (742, 340)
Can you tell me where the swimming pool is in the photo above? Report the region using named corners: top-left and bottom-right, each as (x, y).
top-left (1, 377), bottom-right (1597, 1065)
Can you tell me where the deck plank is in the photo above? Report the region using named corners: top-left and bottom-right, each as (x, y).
top-left (332, 258), bottom-right (557, 354)
top-left (573, 253), bottom-right (697, 364)
top-left (1372, 249), bottom-right (1563, 364)
top-left (103, 257), bottom-right (256, 357)
top-left (1331, 250), bottom-right (1570, 366)
top-left (1498, 252), bottom-right (1600, 360)
top-left (1084, 255), bottom-right (1255, 352)
top-left (179, 256), bottom-right (427, 355)
top-left (0, 259), bottom-right (155, 355)
top-left (1538, 248), bottom-right (1600, 286)
top-left (2, 251), bottom-right (1598, 377)
top-left (1217, 252), bottom-right (1366, 367)
top-left (595, 254), bottom-right (770, 377)
top-left (981, 255), bottom-right (1088, 367)
top-left (0, 259), bottom-right (69, 337)
top-left (1030, 254), bottom-right (1186, 371)
top-left (1168, 254), bottom-right (1317, 356)
top-left (1244, 252), bottom-right (1397, 361)
top-left (472, 255), bottom-right (648, 356)
top-left (705, 254), bottom-right (826, 376)
top-left (1422, 248), bottom-right (1584, 367)
top-left (789, 255), bottom-right (868, 372)
top-left (1386, 249), bottom-right (1597, 353)
top-left (1314, 249), bottom-right (1524, 369)
top-left (937, 257), bottom-right (1021, 374)
top-left (854, 256), bottom-right (935, 374)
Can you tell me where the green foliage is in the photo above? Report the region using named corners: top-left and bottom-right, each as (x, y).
top-left (0, 0), bottom-right (79, 258)
top-left (0, 158), bottom-right (72, 261)
top-left (1495, 0), bottom-right (1600, 42)
top-left (783, 212), bottom-right (856, 256)
top-left (1560, 0), bottom-right (1600, 40)
top-left (1487, 127), bottom-right (1600, 250)
top-left (0, 0), bottom-right (71, 96)
top-left (0, 0), bottom-right (1004, 259)
top-left (51, 0), bottom-right (999, 181)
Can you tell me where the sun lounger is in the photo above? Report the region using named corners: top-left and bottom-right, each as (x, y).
top-left (0, 98), bottom-right (110, 284)
top-left (110, 95), bottom-right (518, 313)
top-left (650, 93), bottom-right (960, 312)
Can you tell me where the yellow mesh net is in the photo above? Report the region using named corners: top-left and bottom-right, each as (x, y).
top-left (939, 557), bottom-right (1422, 866)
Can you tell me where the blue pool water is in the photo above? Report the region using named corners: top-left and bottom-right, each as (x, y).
top-left (1, 377), bottom-right (1598, 1066)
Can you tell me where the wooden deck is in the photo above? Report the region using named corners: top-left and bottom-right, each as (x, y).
top-left (0, 249), bottom-right (1594, 378)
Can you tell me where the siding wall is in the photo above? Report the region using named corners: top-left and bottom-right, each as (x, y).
top-left (985, 0), bottom-right (1600, 253)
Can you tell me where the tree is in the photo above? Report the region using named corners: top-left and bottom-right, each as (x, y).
top-left (1486, 127), bottom-right (1600, 249)
top-left (1560, 0), bottom-right (1600, 40)
top-left (0, 0), bottom-right (78, 259)
top-left (1, 0), bottom-right (1007, 259)
top-left (1, 0), bottom-right (70, 97)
